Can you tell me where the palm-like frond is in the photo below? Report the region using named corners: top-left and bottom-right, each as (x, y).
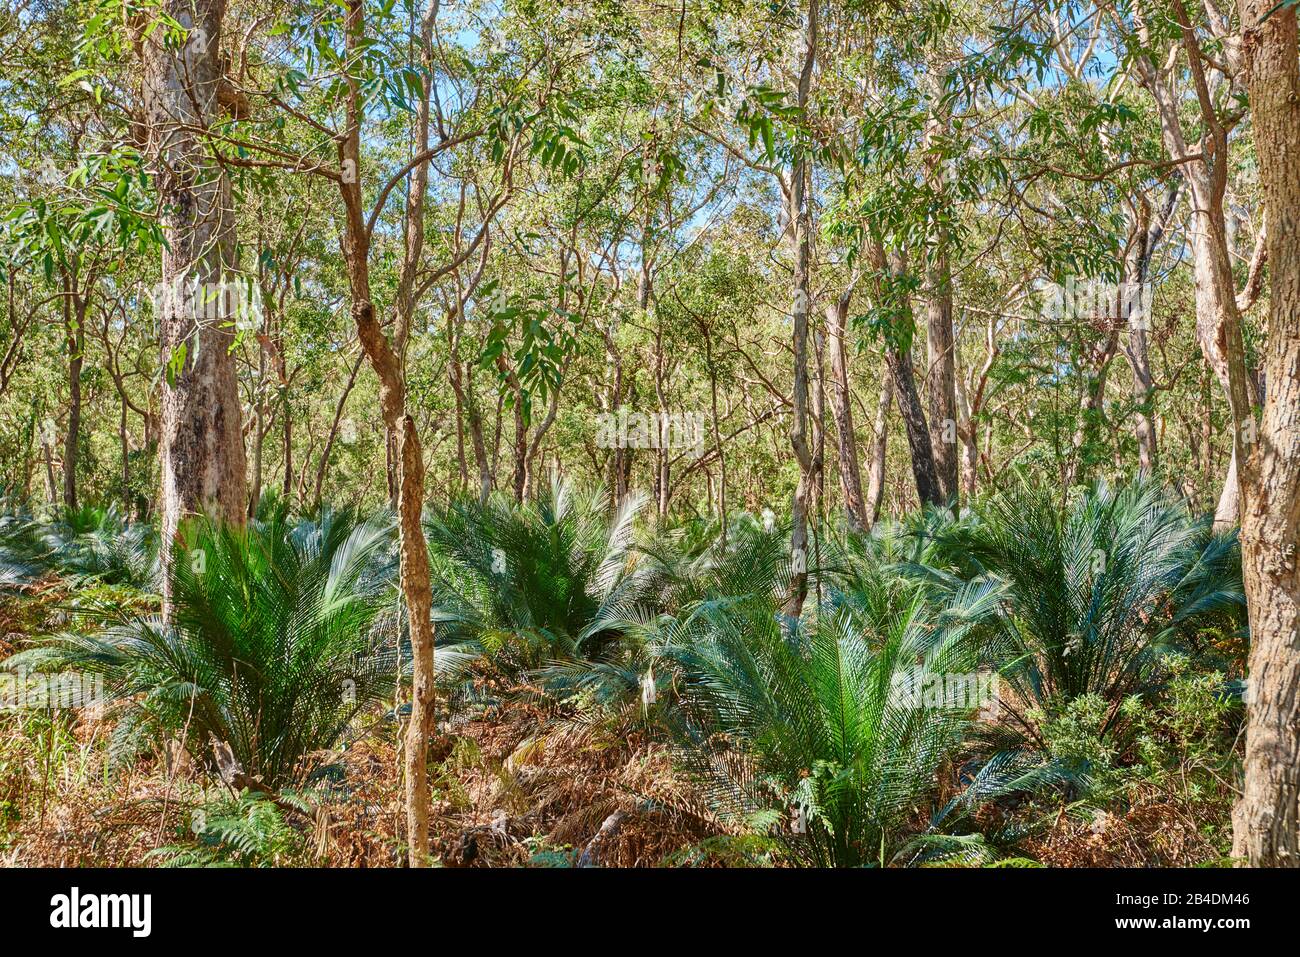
top-left (423, 478), bottom-right (654, 674)
top-left (954, 476), bottom-right (1244, 741)
top-left (0, 502), bottom-right (159, 591)
top-left (653, 566), bottom-right (997, 867)
top-left (7, 509), bottom-right (400, 788)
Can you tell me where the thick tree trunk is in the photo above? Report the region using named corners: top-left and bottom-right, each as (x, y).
top-left (1231, 1), bottom-right (1300, 868)
top-left (143, 0), bottom-right (248, 603)
top-left (826, 293), bottom-right (868, 530)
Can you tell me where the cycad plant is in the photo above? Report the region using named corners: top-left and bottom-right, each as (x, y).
top-left (656, 567), bottom-right (1004, 867)
top-left (7, 509), bottom-right (399, 788)
top-left (423, 480), bottom-right (653, 675)
top-left (0, 496), bottom-right (46, 587)
top-left (533, 512), bottom-right (822, 713)
top-left (951, 477), bottom-right (1245, 746)
top-left (44, 505), bottom-right (159, 590)
top-left (0, 502), bottom-right (158, 591)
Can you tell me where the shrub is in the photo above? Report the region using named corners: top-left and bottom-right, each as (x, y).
top-left (6, 510), bottom-right (400, 788)
top-left (423, 480), bottom-right (654, 675)
top-left (656, 570), bottom-right (1004, 867)
top-left (951, 477), bottom-right (1244, 748)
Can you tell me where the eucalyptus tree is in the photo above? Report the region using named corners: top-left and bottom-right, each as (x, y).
top-left (1229, 0), bottom-right (1300, 868)
top-left (678, 0), bottom-right (828, 613)
top-left (197, 0), bottom-right (604, 864)
top-left (139, 0), bottom-right (250, 598)
top-left (828, 3), bottom-right (962, 512)
top-left (1108, 0), bottom-right (1260, 527)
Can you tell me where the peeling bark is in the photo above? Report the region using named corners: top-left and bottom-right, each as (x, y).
top-left (1231, 1), bottom-right (1300, 868)
top-left (143, 0), bottom-right (248, 609)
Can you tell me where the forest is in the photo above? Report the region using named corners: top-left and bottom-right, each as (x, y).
top-left (0, 0), bottom-right (1297, 873)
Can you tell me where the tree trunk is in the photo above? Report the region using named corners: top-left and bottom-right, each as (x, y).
top-left (1187, 207), bottom-right (1254, 530)
top-left (923, 70), bottom-right (958, 505)
top-left (1136, 9), bottom-right (1254, 530)
top-left (826, 292), bottom-right (867, 530)
top-left (924, 253), bottom-right (957, 505)
top-left (143, 0), bottom-right (248, 605)
top-left (337, 0), bottom-right (436, 867)
top-left (1231, 0), bottom-right (1300, 868)
top-left (1124, 182), bottom-right (1179, 473)
top-left (61, 283), bottom-right (86, 511)
top-left (249, 399), bottom-right (264, 516)
top-left (887, 344), bottom-right (942, 508)
top-left (865, 369), bottom-right (893, 525)
top-left (784, 0), bottom-right (818, 619)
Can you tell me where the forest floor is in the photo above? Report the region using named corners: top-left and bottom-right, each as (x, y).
top-left (1, 578), bottom-right (717, 866)
top-left (0, 580), bottom-right (1235, 867)
top-left (1, 695), bottom-right (719, 867)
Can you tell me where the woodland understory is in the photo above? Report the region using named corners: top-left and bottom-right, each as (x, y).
top-left (1, 0), bottom-right (1298, 868)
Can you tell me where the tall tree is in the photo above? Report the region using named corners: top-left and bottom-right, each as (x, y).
top-left (924, 66), bottom-right (958, 505)
top-left (785, 0), bottom-right (819, 617)
top-left (1231, 0), bottom-right (1300, 868)
top-left (142, 0), bottom-right (248, 598)
top-left (825, 287), bottom-right (868, 530)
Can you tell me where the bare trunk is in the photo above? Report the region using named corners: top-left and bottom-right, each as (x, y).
top-left (1188, 211), bottom-right (1254, 530)
top-left (1125, 182), bottom-right (1179, 473)
top-left (41, 431), bottom-right (57, 509)
top-left (118, 398), bottom-right (130, 505)
top-left (143, 0), bottom-right (248, 606)
top-left (337, 0), bottom-right (436, 866)
top-left (865, 370), bottom-right (893, 525)
top-left (1139, 6), bottom-right (1253, 529)
top-left (785, 0), bottom-right (818, 618)
top-left (826, 293), bottom-right (867, 530)
top-left (924, 254), bottom-right (957, 505)
top-left (603, 317), bottom-right (628, 507)
top-left (249, 403), bottom-right (264, 516)
top-left (887, 344), bottom-right (942, 508)
top-left (923, 73), bottom-right (958, 506)
top-left (61, 287), bottom-right (85, 511)
top-left (1231, 1), bottom-right (1300, 867)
